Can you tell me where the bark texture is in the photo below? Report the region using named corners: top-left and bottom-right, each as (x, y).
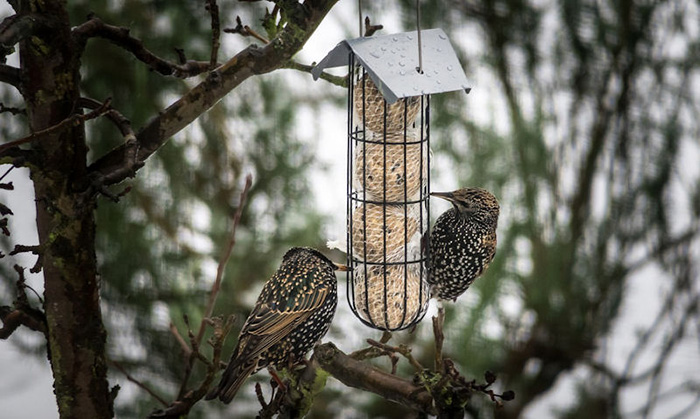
top-left (18, 0), bottom-right (111, 417)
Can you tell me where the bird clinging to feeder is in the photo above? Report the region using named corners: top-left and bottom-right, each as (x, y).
top-left (206, 247), bottom-right (347, 403)
top-left (428, 187), bottom-right (500, 301)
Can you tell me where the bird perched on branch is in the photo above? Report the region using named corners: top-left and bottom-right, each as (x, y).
top-left (428, 187), bottom-right (499, 301)
top-left (206, 247), bottom-right (347, 403)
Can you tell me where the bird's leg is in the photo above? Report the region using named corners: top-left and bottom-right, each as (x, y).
top-left (267, 366), bottom-right (287, 393)
top-left (432, 301), bottom-right (445, 372)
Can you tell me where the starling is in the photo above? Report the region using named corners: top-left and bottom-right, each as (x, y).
top-left (428, 188), bottom-right (499, 301)
top-left (206, 247), bottom-right (347, 403)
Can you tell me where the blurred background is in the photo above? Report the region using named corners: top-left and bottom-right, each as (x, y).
top-left (1, 0), bottom-right (699, 417)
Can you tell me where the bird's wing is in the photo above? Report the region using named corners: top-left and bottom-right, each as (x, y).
top-left (238, 283), bottom-right (331, 360)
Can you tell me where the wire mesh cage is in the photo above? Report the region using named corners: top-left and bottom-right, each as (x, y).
top-left (313, 29), bottom-right (471, 331)
top-left (347, 59), bottom-right (430, 330)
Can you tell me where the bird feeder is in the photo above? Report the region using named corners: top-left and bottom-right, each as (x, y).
top-left (313, 29), bottom-right (470, 331)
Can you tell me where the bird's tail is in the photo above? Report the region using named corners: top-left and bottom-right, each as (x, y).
top-left (205, 359), bottom-right (257, 404)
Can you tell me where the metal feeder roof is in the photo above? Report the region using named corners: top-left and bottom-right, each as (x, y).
top-left (312, 29), bottom-right (470, 104)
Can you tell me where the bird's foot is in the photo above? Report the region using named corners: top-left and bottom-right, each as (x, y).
top-left (267, 366), bottom-right (287, 393)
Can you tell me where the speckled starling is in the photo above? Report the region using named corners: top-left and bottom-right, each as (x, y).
top-left (428, 188), bottom-right (499, 301)
top-left (206, 247), bottom-right (347, 403)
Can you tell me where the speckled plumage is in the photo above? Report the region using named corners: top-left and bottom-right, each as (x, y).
top-left (206, 247), bottom-right (341, 404)
top-left (428, 188), bottom-right (499, 301)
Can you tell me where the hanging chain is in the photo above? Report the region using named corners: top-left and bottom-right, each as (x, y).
top-left (358, 0), bottom-right (363, 37)
top-left (416, 0), bottom-right (423, 73)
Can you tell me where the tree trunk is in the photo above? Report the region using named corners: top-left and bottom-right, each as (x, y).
top-left (19, 1), bottom-right (112, 417)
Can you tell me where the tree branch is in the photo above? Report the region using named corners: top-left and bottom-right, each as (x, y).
top-left (0, 306), bottom-right (47, 338)
top-left (148, 316), bottom-right (235, 418)
top-left (282, 60), bottom-right (347, 87)
top-left (87, 0), bottom-right (339, 186)
top-left (0, 99), bottom-right (112, 156)
top-left (0, 64), bottom-right (20, 89)
top-left (433, 304), bottom-right (445, 371)
top-left (224, 16), bottom-right (270, 44)
top-left (195, 174), bottom-right (252, 344)
top-left (149, 175), bottom-right (251, 416)
top-left (109, 359), bottom-right (169, 407)
top-left (205, 0), bottom-right (221, 69)
top-left (0, 102), bottom-right (24, 115)
top-left (1, 14), bottom-right (42, 61)
top-left (366, 339), bottom-right (424, 372)
top-left (314, 342), bottom-right (437, 415)
top-left (71, 16), bottom-right (210, 78)
top-left (363, 16), bottom-right (383, 37)
top-left (0, 265), bottom-right (47, 339)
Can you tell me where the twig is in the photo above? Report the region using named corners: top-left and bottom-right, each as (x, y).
top-left (255, 382), bottom-right (268, 408)
top-left (9, 244), bottom-right (42, 273)
top-left (87, 0), bottom-right (339, 187)
top-left (364, 339), bottom-right (400, 373)
top-left (0, 103), bottom-right (24, 115)
top-left (0, 64), bottom-right (20, 90)
top-left (0, 265), bottom-right (48, 338)
top-left (79, 97), bottom-right (135, 139)
top-left (282, 60), bottom-right (347, 87)
top-left (79, 97), bottom-right (143, 188)
top-left (0, 99), bottom-right (112, 155)
top-left (366, 339), bottom-right (424, 372)
top-left (349, 330), bottom-right (393, 360)
top-left (110, 359), bottom-right (169, 407)
top-left (364, 16), bottom-right (383, 37)
top-left (173, 175), bottom-right (252, 400)
top-left (0, 165), bottom-right (14, 182)
top-left (0, 307), bottom-right (47, 338)
top-left (205, 0), bottom-right (220, 69)
top-left (0, 218), bottom-right (9, 236)
top-left (72, 16), bottom-right (210, 78)
top-left (169, 322), bottom-right (191, 357)
top-left (640, 295), bottom-right (698, 419)
top-left (224, 16), bottom-right (270, 44)
top-left (257, 382), bottom-right (287, 419)
top-left (0, 14), bottom-right (39, 47)
top-left (433, 303), bottom-right (445, 371)
top-left (148, 315), bottom-right (235, 418)
top-left (195, 174), bottom-right (252, 343)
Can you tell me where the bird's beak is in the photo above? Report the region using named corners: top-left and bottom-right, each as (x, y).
top-left (430, 191), bottom-right (455, 202)
top-left (333, 263), bottom-right (351, 272)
